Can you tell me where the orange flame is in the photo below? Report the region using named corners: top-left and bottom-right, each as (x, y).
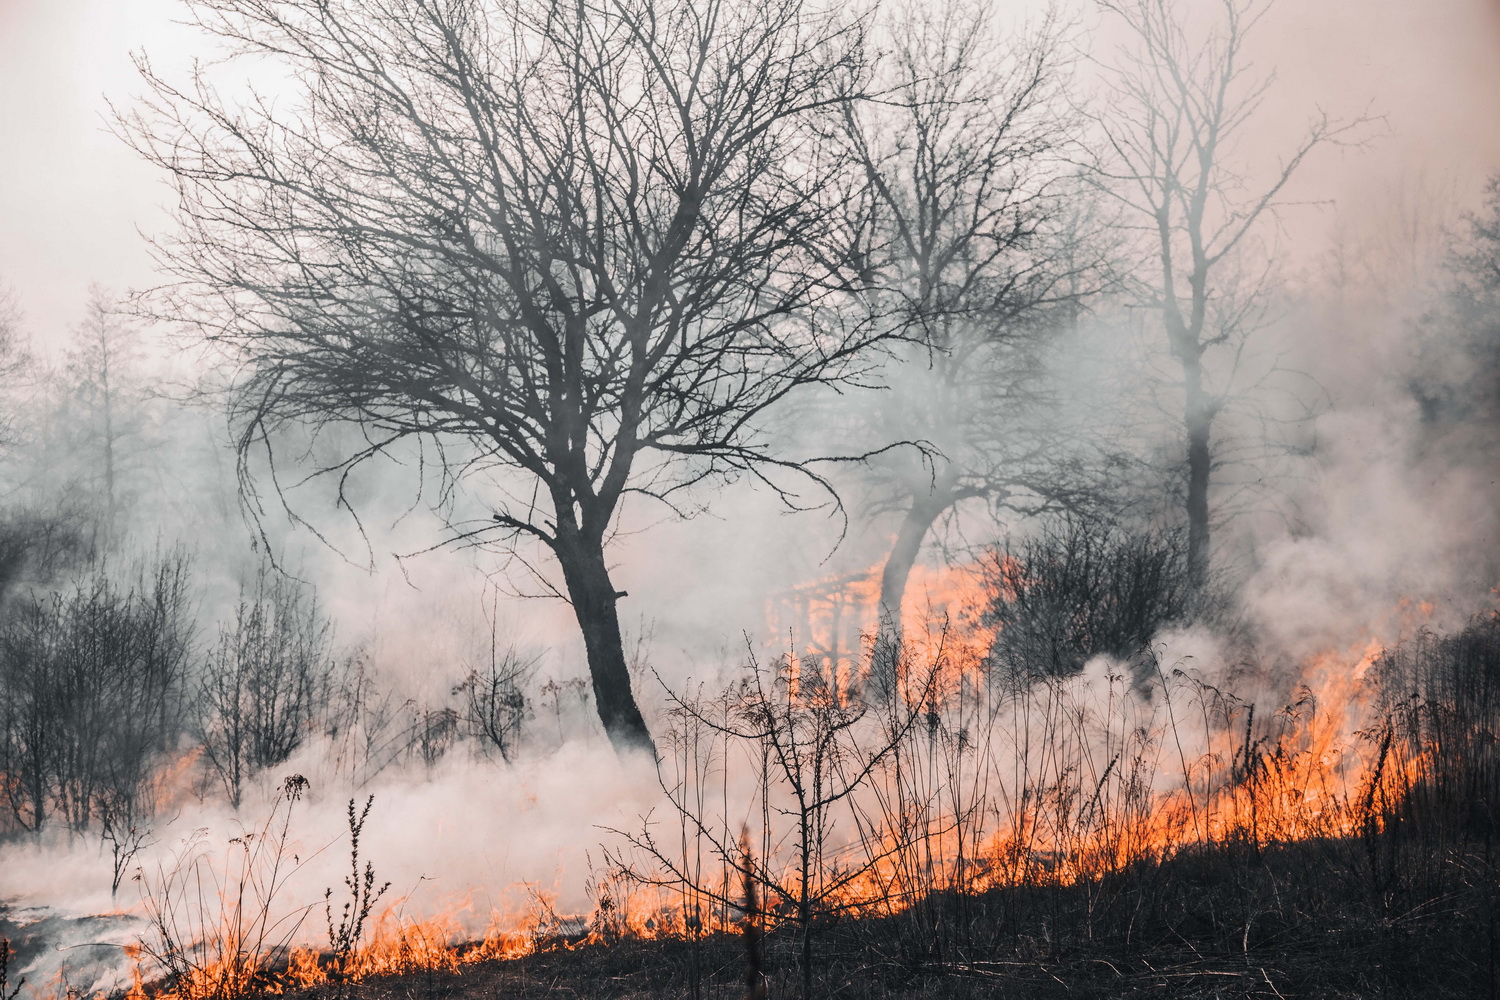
top-left (118, 563), bottom-right (1461, 1000)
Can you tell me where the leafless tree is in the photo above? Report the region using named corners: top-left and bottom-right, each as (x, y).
top-left (1411, 174), bottom-right (1500, 454)
top-left (62, 285), bottom-right (146, 550)
top-left (0, 553), bottom-right (194, 839)
top-left (839, 2), bottom-right (1105, 691)
top-left (1090, 0), bottom-right (1359, 588)
top-left (0, 281), bottom-right (30, 412)
top-left (452, 646), bottom-right (533, 763)
top-left (0, 506), bottom-right (97, 607)
top-left (324, 653), bottom-right (421, 785)
top-left (982, 517), bottom-right (1194, 684)
top-left (607, 653), bottom-right (935, 1000)
top-left (123, 0), bottom-right (882, 756)
top-left (196, 566), bottom-right (337, 807)
top-left (0, 280), bottom-right (37, 481)
top-left (0, 284), bottom-right (154, 582)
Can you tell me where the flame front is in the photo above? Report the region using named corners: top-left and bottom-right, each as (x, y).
top-left (112, 563), bottom-right (1478, 1000)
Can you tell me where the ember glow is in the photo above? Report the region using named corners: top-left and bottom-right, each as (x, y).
top-left (105, 583), bottom-right (1455, 1000)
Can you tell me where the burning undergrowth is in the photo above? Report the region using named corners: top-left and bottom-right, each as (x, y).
top-left (4, 555), bottom-right (1495, 1000)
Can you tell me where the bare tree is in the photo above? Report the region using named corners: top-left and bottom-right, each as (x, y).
top-left (62, 284), bottom-right (146, 550)
top-left (1090, 0), bottom-right (1357, 588)
top-left (0, 553), bottom-right (194, 840)
top-left (839, 2), bottom-right (1102, 690)
top-left (196, 566), bottom-right (337, 808)
top-left (123, 0), bottom-right (880, 756)
top-left (982, 517), bottom-right (1193, 683)
top-left (608, 652), bottom-right (935, 999)
top-left (0, 286), bottom-right (96, 597)
top-left (0, 280), bottom-right (34, 456)
top-left (452, 646), bottom-right (533, 763)
top-left (1411, 174), bottom-right (1500, 453)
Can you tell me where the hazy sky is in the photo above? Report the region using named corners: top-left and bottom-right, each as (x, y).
top-left (0, 0), bottom-right (1498, 344)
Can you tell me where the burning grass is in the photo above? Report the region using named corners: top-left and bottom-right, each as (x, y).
top-left (122, 781), bottom-right (567, 1000)
top-left (10, 556), bottom-right (1497, 1000)
top-left (108, 611), bottom-right (1500, 998)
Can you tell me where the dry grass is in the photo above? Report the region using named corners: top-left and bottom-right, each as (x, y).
top-left (116, 612), bottom-right (1500, 1000)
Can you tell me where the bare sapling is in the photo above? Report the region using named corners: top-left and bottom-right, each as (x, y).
top-left (102, 807), bottom-right (156, 900)
top-left (0, 938), bottom-right (23, 1000)
top-left (324, 795), bottom-right (390, 995)
top-left (610, 646), bottom-right (942, 999)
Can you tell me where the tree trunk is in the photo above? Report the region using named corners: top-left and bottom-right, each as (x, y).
top-left (871, 488), bottom-right (952, 700)
top-left (553, 531), bottom-right (655, 757)
top-left (1182, 357), bottom-right (1212, 591)
top-left (800, 904), bottom-right (813, 1000)
top-left (102, 375), bottom-right (116, 550)
top-left (798, 818), bottom-right (814, 1000)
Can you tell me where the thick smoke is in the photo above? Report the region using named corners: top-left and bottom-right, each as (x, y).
top-left (0, 1), bottom-right (1498, 997)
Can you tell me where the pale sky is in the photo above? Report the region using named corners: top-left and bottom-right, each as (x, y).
top-left (0, 0), bottom-right (194, 345)
top-left (0, 0), bottom-right (1498, 345)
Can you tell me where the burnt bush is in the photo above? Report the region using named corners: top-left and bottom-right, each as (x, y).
top-left (452, 647), bottom-right (534, 763)
top-left (196, 566), bottom-right (340, 807)
top-left (0, 552), bottom-right (194, 837)
top-left (982, 520), bottom-right (1196, 682)
top-left (0, 505), bottom-right (98, 604)
top-left (1372, 612), bottom-right (1500, 839)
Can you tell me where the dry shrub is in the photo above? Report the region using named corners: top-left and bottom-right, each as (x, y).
top-left (983, 519), bottom-right (1197, 682)
top-left (196, 567), bottom-right (338, 808)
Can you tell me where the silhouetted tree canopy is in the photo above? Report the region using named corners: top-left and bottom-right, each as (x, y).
top-left (123, 0), bottom-right (881, 754)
